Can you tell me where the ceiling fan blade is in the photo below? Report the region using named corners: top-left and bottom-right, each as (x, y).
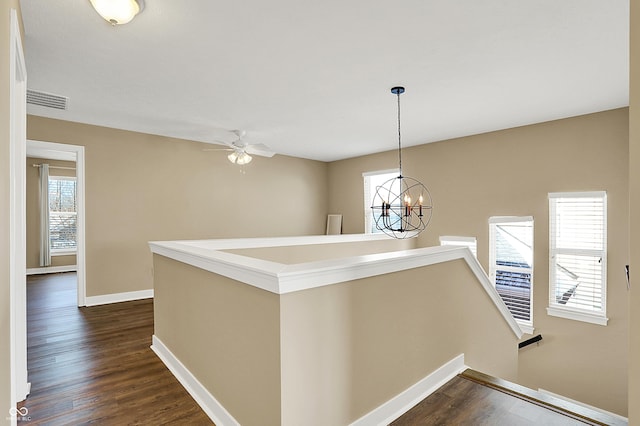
top-left (245, 143), bottom-right (275, 157)
top-left (202, 147), bottom-right (233, 152)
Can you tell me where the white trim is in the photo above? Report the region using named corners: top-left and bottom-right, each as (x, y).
top-left (350, 354), bottom-right (466, 426)
top-left (27, 140), bottom-right (87, 307)
top-left (10, 8), bottom-right (29, 409)
top-left (439, 236), bottom-right (477, 257)
top-left (363, 169), bottom-right (401, 234)
top-left (51, 248), bottom-right (77, 256)
top-left (548, 191), bottom-right (607, 200)
top-left (488, 215), bottom-right (534, 224)
top-left (149, 236), bottom-right (523, 338)
top-left (548, 192), bottom-right (607, 324)
top-left (151, 335), bottom-right (240, 426)
top-left (362, 168), bottom-right (399, 177)
top-left (439, 235), bottom-right (477, 244)
top-left (537, 388), bottom-right (628, 423)
top-left (489, 217), bottom-right (534, 333)
top-left (461, 248), bottom-right (524, 338)
top-left (27, 265), bottom-right (78, 275)
top-left (25, 145), bottom-right (75, 161)
top-left (85, 289), bottom-right (154, 306)
top-left (546, 306), bottom-right (608, 326)
top-left (518, 323), bottom-right (535, 335)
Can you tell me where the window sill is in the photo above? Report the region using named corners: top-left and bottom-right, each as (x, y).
top-left (51, 249), bottom-right (77, 257)
top-left (546, 306), bottom-right (608, 326)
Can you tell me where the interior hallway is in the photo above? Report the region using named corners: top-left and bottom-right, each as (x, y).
top-left (19, 272), bottom-right (212, 425)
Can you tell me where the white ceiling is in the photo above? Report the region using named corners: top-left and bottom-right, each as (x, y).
top-left (20, 0), bottom-right (629, 162)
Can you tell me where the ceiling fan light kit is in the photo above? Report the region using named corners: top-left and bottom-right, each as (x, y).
top-left (228, 150), bottom-right (252, 165)
top-left (371, 86), bottom-right (433, 239)
top-left (89, 0), bottom-right (144, 25)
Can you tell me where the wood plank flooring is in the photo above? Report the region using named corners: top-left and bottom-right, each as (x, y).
top-left (392, 374), bottom-right (601, 426)
top-left (18, 273), bottom-right (213, 425)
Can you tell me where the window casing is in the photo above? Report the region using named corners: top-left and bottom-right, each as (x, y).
top-left (49, 176), bottom-right (77, 254)
top-left (548, 192), bottom-right (607, 325)
top-left (363, 169), bottom-right (399, 234)
top-left (489, 216), bottom-right (534, 334)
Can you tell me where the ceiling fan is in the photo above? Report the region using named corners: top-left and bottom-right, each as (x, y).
top-left (204, 130), bottom-right (276, 165)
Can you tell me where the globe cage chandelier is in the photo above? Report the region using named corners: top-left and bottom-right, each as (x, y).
top-left (371, 87), bottom-right (433, 239)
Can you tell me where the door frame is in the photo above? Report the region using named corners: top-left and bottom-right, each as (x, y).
top-left (26, 140), bottom-right (87, 307)
top-left (10, 7), bottom-right (29, 404)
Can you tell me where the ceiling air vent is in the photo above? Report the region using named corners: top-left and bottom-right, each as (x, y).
top-left (27, 89), bottom-right (68, 110)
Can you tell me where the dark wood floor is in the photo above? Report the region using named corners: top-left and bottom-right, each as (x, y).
top-left (18, 272), bottom-right (213, 425)
top-left (392, 373), bottom-right (604, 426)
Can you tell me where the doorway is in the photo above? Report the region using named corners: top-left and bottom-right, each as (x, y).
top-left (26, 140), bottom-right (87, 307)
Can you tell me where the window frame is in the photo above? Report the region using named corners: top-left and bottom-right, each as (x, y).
top-left (547, 191), bottom-right (608, 326)
top-left (489, 216), bottom-right (534, 334)
top-left (363, 169), bottom-right (399, 234)
top-left (48, 175), bottom-right (78, 255)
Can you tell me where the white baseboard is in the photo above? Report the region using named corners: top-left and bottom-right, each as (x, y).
top-left (151, 335), bottom-right (239, 426)
top-left (350, 354), bottom-right (467, 426)
top-left (151, 339), bottom-right (464, 426)
top-left (26, 265), bottom-right (77, 275)
top-left (85, 289), bottom-right (153, 306)
top-left (538, 388), bottom-right (628, 423)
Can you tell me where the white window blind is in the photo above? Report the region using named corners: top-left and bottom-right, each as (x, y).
top-left (489, 216), bottom-right (534, 333)
top-left (548, 192), bottom-right (607, 325)
top-left (49, 176), bottom-right (77, 252)
top-left (439, 236), bottom-right (477, 257)
top-left (363, 169), bottom-right (398, 234)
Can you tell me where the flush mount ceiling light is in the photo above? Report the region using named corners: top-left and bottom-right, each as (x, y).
top-left (371, 86), bottom-right (433, 239)
top-left (89, 0), bottom-right (144, 25)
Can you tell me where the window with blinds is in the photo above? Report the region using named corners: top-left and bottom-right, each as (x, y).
top-left (548, 192), bottom-right (607, 325)
top-left (49, 176), bottom-right (77, 252)
top-left (489, 216), bottom-right (534, 333)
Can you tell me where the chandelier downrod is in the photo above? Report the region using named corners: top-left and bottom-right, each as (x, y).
top-left (391, 86), bottom-right (405, 177)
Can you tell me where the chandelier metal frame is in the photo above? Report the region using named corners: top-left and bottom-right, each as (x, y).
top-left (370, 86), bottom-right (433, 239)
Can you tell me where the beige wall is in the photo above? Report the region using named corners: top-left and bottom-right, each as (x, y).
top-left (154, 252), bottom-right (518, 425)
top-left (27, 116), bottom-right (329, 297)
top-left (280, 259), bottom-right (518, 425)
top-left (328, 108), bottom-right (629, 415)
top-left (26, 158), bottom-right (77, 269)
top-left (1, 1), bottom-right (22, 420)
top-left (153, 255), bottom-right (282, 426)
top-left (629, 0), bottom-right (639, 423)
